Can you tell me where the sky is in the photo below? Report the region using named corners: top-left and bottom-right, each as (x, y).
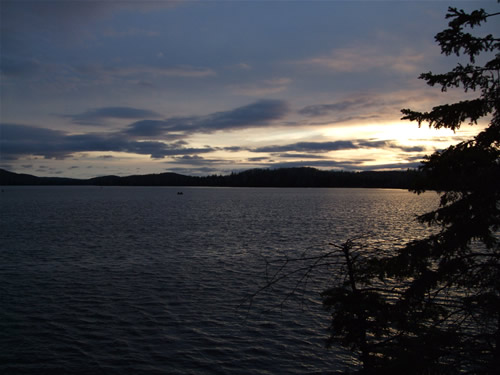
top-left (1, 0), bottom-right (497, 178)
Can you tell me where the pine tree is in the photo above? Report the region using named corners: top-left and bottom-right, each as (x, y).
top-left (322, 6), bottom-right (500, 374)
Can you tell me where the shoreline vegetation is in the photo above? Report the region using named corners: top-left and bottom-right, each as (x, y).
top-left (0, 167), bottom-right (428, 189)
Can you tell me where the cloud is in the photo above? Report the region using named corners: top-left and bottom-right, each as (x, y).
top-left (66, 106), bottom-right (162, 125)
top-left (266, 159), bottom-right (422, 172)
top-left (358, 140), bottom-right (425, 153)
top-left (125, 120), bottom-right (172, 137)
top-left (406, 155), bottom-right (427, 162)
top-left (298, 94), bottom-right (408, 118)
top-left (125, 99), bottom-right (290, 136)
top-left (170, 155), bottom-right (228, 166)
top-left (253, 141), bottom-right (357, 153)
top-left (1, 100), bottom-right (290, 161)
top-left (267, 160), bottom-right (363, 170)
top-left (194, 99), bottom-right (289, 132)
top-left (1, 124), bottom-right (68, 158)
top-left (298, 46), bottom-right (425, 74)
top-left (229, 78), bottom-right (291, 96)
top-left (296, 94), bottom-right (414, 128)
top-left (165, 154), bottom-right (240, 176)
top-left (299, 98), bottom-right (374, 117)
top-left (77, 64), bottom-right (216, 80)
top-left (359, 162), bottom-right (423, 171)
top-left (1, 114), bottom-right (427, 165)
top-left (247, 157), bottom-right (270, 162)
top-left (275, 153), bottom-right (327, 159)
top-left (250, 140), bottom-right (426, 154)
top-left (0, 123), bottom-right (214, 160)
top-left (223, 146), bottom-right (246, 152)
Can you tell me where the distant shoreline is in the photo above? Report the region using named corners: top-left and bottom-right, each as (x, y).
top-left (0, 167), bottom-right (428, 190)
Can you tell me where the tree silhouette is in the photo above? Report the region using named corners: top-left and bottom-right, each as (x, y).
top-left (322, 6), bottom-right (500, 374)
top-left (248, 6), bottom-right (499, 375)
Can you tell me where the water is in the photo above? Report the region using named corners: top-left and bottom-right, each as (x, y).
top-left (0, 187), bottom-right (438, 374)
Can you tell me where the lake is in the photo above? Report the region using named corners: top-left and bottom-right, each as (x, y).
top-left (0, 187), bottom-right (438, 374)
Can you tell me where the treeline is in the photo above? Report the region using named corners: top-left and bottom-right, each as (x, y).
top-left (0, 167), bottom-right (427, 189)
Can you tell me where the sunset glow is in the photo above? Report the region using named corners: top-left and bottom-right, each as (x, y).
top-left (1, 0), bottom-right (496, 178)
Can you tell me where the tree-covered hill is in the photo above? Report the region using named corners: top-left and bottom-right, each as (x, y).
top-left (0, 167), bottom-right (423, 189)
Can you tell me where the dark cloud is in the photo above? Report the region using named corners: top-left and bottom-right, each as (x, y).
top-left (253, 141), bottom-right (357, 153)
top-left (304, 115), bottom-right (381, 127)
top-left (165, 155), bottom-right (242, 176)
top-left (393, 145), bottom-right (426, 153)
top-left (267, 160), bottom-right (362, 170)
top-left (204, 100), bottom-right (289, 131)
top-left (360, 162), bottom-right (423, 171)
top-left (250, 140), bottom-right (426, 154)
top-left (358, 140), bottom-right (391, 148)
top-left (1, 123), bottom-right (68, 158)
top-left (267, 160), bottom-right (421, 171)
top-left (158, 147), bottom-right (216, 157)
top-left (175, 155), bottom-right (205, 161)
top-left (358, 140), bottom-right (426, 152)
top-left (275, 153), bottom-right (327, 159)
top-left (66, 107), bottom-right (162, 125)
top-left (298, 98), bottom-right (370, 117)
top-left (3, 99), bottom-right (290, 159)
top-left (247, 157), bottom-right (270, 162)
top-left (2, 121), bottom-right (428, 164)
top-left (72, 63), bottom-right (216, 82)
top-left (125, 120), bottom-right (173, 137)
top-left (0, 123), bottom-right (214, 160)
top-left (170, 155), bottom-right (228, 166)
top-left (1, 123), bottom-right (64, 140)
top-left (223, 146), bottom-right (246, 152)
top-left (405, 155), bottom-right (427, 162)
top-left (125, 99), bottom-right (289, 136)
top-left (298, 96), bottom-right (407, 119)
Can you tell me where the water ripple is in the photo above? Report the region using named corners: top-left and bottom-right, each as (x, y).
top-left (0, 187), bottom-right (438, 374)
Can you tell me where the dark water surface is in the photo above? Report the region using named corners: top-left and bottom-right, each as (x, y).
top-left (0, 187), bottom-right (438, 374)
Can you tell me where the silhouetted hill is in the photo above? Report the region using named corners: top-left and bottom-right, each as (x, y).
top-left (219, 167), bottom-right (418, 188)
top-left (0, 169), bottom-right (84, 185)
top-left (0, 167), bottom-right (423, 189)
top-left (88, 172), bottom-right (199, 186)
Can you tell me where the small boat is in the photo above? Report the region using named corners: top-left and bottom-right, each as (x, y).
top-left (177, 191), bottom-right (183, 195)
